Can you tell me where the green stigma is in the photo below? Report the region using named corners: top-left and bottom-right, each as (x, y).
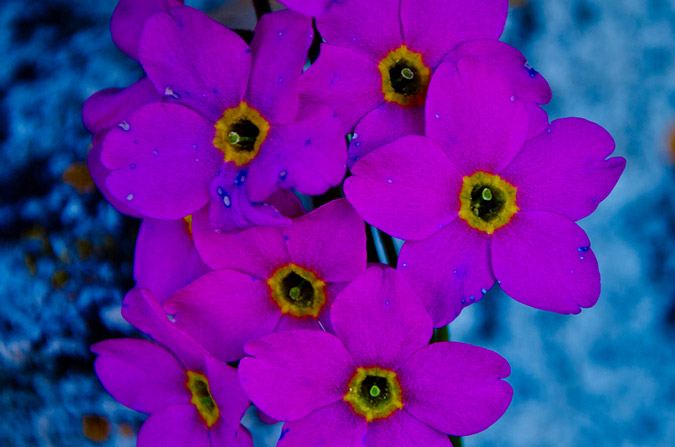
top-left (228, 131), bottom-right (240, 144)
top-left (369, 385), bottom-right (381, 397)
top-left (482, 187), bottom-right (493, 201)
top-left (289, 286), bottom-right (301, 300)
top-left (401, 67), bottom-right (414, 80)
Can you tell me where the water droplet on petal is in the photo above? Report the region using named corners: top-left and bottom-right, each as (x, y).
top-left (481, 288), bottom-right (487, 295)
top-left (387, 178), bottom-right (393, 184)
top-left (510, 95), bottom-right (516, 101)
top-left (578, 246), bottom-right (589, 252)
top-left (164, 87), bottom-right (181, 99)
top-left (126, 194), bottom-right (133, 201)
top-left (223, 194), bottom-right (231, 207)
top-left (216, 187), bottom-right (224, 196)
top-left (153, 150), bottom-right (159, 156)
top-left (279, 170), bottom-right (287, 180)
top-left (119, 121), bottom-right (130, 131)
top-left (130, 164), bottom-right (136, 169)
top-left (470, 296), bottom-right (476, 301)
top-left (435, 114), bottom-right (440, 119)
top-left (234, 171), bottom-right (247, 185)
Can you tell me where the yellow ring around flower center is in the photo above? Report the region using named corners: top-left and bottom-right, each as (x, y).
top-left (213, 102), bottom-right (270, 166)
top-left (266, 264), bottom-right (326, 318)
top-left (378, 45), bottom-right (430, 107)
top-left (186, 371), bottom-right (220, 428)
top-left (343, 367), bottom-right (403, 422)
top-left (458, 171), bottom-right (519, 234)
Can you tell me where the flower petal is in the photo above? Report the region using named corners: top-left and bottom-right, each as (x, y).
top-left (500, 118), bottom-right (626, 221)
top-left (330, 267), bottom-right (433, 369)
top-left (247, 106), bottom-right (347, 202)
top-left (277, 0), bottom-right (332, 18)
top-left (277, 402), bottom-right (366, 447)
top-left (163, 270), bottom-right (281, 363)
top-left (191, 205), bottom-right (290, 274)
top-left (398, 219), bottom-right (494, 327)
top-left (209, 422), bottom-right (253, 447)
top-left (134, 217), bottom-right (210, 304)
top-left (82, 77), bottom-right (160, 134)
top-left (91, 339), bottom-right (189, 414)
top-left (401, 0), bottom-right (508, 68)
top-left (246, 9), bottom-right (313, 124)
top-left (445, 39), bottom-right (551, 106)
top-left (491, 211), bottom-right (601, 313)
top-left (425, 57), bottom-right (529, 175)
top-left (239, 330), bottom-right (355, 421)
top-left (399, 342), bottom-right (512, 436)
top-left (137, 404), bottom-right (210, 447)
top-left (348, 102), bottom-right (425, 167)
top-left (316, 0), bottom-right (403, 60)
top-left (344, 135), bottom-right (461, 241)
top-left (204, 356), bottom-right (251, 434)
top-left (365, 410), bottom-right (451, 447)
top-left (110, 0), bottom-right (181, 60)
top-left (139, 6), bottom-right (250, 121)
top-left (284, 199), bottom-right (366, 283)
top-left (87, 139), bottom-right (142, 218)
top-left (102, 103), bottom-right (221, 219)
top-left (300, 44), bottom-right (383, 134)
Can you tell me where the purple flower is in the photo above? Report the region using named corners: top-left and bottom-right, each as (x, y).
top-left (345, 57), bottom-right (626, 327)
top-left (101, 6), bottom-right (346, 231)
top-left (299, 0), bottom-right (551, 165)
top-left (239, 267), bottom-right (512, 445)
top-left (162, 199), bottom-right (366, 363)
top-left (92, 289), bottom-right (252, 447)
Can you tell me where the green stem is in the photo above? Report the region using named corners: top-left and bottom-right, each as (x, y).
top-left (450, 435), bottom-right (463, 447)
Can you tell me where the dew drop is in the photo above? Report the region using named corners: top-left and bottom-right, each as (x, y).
top-left (481, 288), bottom-right (487, 295)
top-left (216, 187), bottom-right (224, 196)
top-left (130, 163), bottom-right (136, 169)
top-left (435, 113), bottom-right (440, 119)
top-left (470, 296), bottom-right (476, 301)
top-left (164, 87), bottom-right (181, 99)
top-left (153, 150), bottom-right (159, 156)
top-left (126, 194), bottom-right (134, 201)
top-left (167, 314), bottom-right (175, 322)
top-left (279, 170), bottom-right (287, 179)
top-left (510, 95), bottom-right (516, 101)
top-left (402, 263), bottom-right (407, 267)
top-left (223, 194), bottom-right (231, 207)
top-left (234, 171), bottom-right (247, 185)
top-left (278, 30), bottom-right (285, 36)
top-left (384, 300), bottom-right (390, 306)
top-left (461, 299), bottom-right (466, 304)
top-left (578, 246), bottom-right (589, 253)
top-left (387, 178), bottom-right (393, 184)
top-left (119, 121), bottom-right (130, 131)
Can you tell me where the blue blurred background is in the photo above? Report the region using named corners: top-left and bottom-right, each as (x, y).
top-left (0, 0), bottom-right (673, 445)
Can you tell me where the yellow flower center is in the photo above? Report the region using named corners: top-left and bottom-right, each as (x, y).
top-left (266, 264), bottom-right (326, 318)
top-left (458, 171), bottom-right (519, 234)
top-left (378, 45), bottom-right (431, 107)
top-left (213, 102), bottom-right (270, 166)
top-left (343, 367), bottom-right (403, 422)
top-left (186, 371), bottom-right (220, 428)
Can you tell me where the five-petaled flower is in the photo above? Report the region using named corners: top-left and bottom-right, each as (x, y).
top-left (345, 57), bottom-right (626, 327)
top-left (239, 267), bottom-right (513, 446)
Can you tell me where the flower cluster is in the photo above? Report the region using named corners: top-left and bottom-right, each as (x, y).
top-left (85, 0), bottom-right (625, 446)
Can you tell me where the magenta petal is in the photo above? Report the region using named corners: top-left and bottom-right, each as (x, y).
top-left (204, 356), bottom-right (251, 436)
top-left (348, 103), bottom-right (424, 167)
top-left (426, 57), bottom-right (529, 175)
top-left (209, 422), bottom-right (253, 447)
top-left (191, 205), bottom-right (290, 274)
top-left (91, 339), bottom-right (189, 414)
top-left (134, 218), bottom-right (210, 304)
top-left (284, 199), bottom-right (366, 283)
top-left (345, 135), bottom-right (461, 241)
top-left (239, 330), bottom-right (355, 421)
top-left (399, 342), bottom-right (512, 436)
top-left (401, 0), bottom-right (508, 68)
top-left (398, 219), bottom-right (494, 327)
top-left (139, 6), bottom-right (250, 121)
top-left (277, 0), bottom-right (332, 17)
top-left (331, 268), bottom-right (433, 369)
top-left (137, 404), bottom-right (209, 447)
top-left (247, 106), bottom-right (347, 201)
top-left (265, 188), bottom-right (306, 219)
top-left (445, 40), bottom-right (551, 105)
top-left (164, 270), bottom-right (281, 362)
top-left (316, 0), bottom-right (403, 60)
top-left (365, 411), bottom-right (451, 447)
top-left (277, 402), bottom-right (366, 447)
top-left (492, 211), bottom-right (601, 313)
top-left (102, 103), bottom-right (221, 219)
top-left (246, 10), bottom-right (313, 124)
top-left (82, 77), bottom-right (160, 134)
top-left (87, 140), bottom-right (142, 218)
top-left (500, 118), bottom-right (626, 221)
top-left (300, 44), bottom-right (383, 134)
top-left (110, 0), bottom-right (181, 60)
top-left (525, 103), bottom-right (549, 139)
